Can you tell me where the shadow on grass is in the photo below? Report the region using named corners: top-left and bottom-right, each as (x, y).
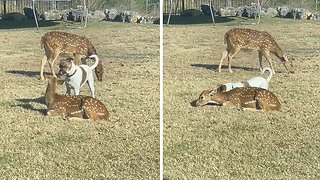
top-left (0, 19), bottom-right (61, 29)
top-left (191, 64), bottom-right (259, 72)
top-left (190, 100), bottom-right (197, 107)
top-left (163, 15), bottom-right (235, 25)
top-left (6, 70), bottom-right (50, 78)
top-left (190, 99), bottom-right (221, 107)
top-left (15, 97), bottom-right (46, 115)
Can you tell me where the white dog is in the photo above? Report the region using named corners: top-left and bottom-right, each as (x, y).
top-left (58, 54), bottom-right (99, 98)
top-left (216, 67), bottom-right (272, 92)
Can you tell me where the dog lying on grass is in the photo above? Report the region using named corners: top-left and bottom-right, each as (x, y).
top-left (216, 67), bottom-right (273, 92)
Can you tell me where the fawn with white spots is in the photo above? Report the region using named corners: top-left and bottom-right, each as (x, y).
top-left (40, 31), bottom-right (104, 81)
top-left (218, 28), bottom-right (294, 74)
top-left (45, 76), bottom-right (109, 121)
top-left (195, 87), bottom-right (281, 112)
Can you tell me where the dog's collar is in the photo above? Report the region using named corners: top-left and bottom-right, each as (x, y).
top-left (67, 69), bottom-right (77, 77)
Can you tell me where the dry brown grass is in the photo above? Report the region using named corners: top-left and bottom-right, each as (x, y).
top-left (164, 18), bottom-right (320, 179)
top-left (0, 22), bottom-right (159, 179)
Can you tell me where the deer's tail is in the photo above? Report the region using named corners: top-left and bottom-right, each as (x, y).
top-left (40, 36), bottom-right (45, 49)
top-left (224, 31), bottom-right (230, 44)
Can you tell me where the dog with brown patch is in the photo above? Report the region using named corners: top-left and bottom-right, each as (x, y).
top-left (58, 54), bottom-right (99, 98)
top-left (195, 87), bottom-right (281, 112)
top-left (45, 76), bottom-right (109, 121)
top-left (216, 67), bottom-right (273, 93)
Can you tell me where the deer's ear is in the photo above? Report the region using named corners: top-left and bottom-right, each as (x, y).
top-left (209, 90), bottom-right (216, 96)
top-left (45, 75), bottom-right (52, 82)
top-left (57, 79), bottom-right (65, 85)
top-left (283, 54), bottom-right (288, 61)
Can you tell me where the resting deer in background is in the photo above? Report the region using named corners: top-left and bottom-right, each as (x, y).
top-left (45, 76), bottom-right (109, 121)
top-left (40, 31), bottom-right (104, 81)
top-left (218, 28), bottom-right (294, 74)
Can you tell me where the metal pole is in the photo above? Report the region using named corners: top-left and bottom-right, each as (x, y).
top-left (32, 0), bottom-right (39, 30)
top-left (209, 0), bottom-right (215, 24)
top-left (167, 0), bottom-right (173, 25)
top-left (257, 0), bottom-right (261, 24)
top-left (3, 0), bottom-right (6, 14)
top-left (83, 0), bottom-right (88, 28)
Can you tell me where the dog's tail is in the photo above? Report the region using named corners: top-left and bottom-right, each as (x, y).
top-left (262, 67), bottom-right (273, 82)
top-left (88, 54), bottom-right (100, 70)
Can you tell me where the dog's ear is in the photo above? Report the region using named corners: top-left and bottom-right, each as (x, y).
top-left (241, 81), bottom-right (250, 87)
top-left (66, 57), bottom-right (73, 62)
top-left (209, 90), bottom-right (216, 96)
top-left (216, 85), bottom-right (226, 93)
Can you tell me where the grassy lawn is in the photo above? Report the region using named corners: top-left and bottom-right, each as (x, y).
top-left (0, 21), bottom-right (159, 179)
top-left (164, 18), bottom-right (320, 179)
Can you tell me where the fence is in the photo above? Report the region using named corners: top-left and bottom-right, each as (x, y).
top-left (163, 0), bottom-right (319, 15)
top-left (0, 0), bottom-right (77, 15)
top-left (163, 0), bottom-right (255, 14)
top-left (0, 0), bottom-right (160, 16)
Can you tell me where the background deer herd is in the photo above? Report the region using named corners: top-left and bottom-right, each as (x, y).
top-left (0, 19), bottom-right (319, 178)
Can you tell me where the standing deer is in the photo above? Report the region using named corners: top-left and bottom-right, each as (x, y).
top-left (218, 28), bottom-right (294, 74)
top-left (40, 31), bottom-right (104, 81)
top-left (45, 76), bottom-right (109, 121)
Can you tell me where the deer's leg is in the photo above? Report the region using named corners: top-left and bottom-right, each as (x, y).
top-left (84, 109), bottom-right (97, 121)
top-left (40, 55), bottom-right (47, 80)
top-left (47, 109), bottom-right (67, 117)
top-left (222, 101), bottom-right (236, 108)
top-left (47, 52), bottom-right (59, 78)
top-left (227, 46), bottom-right (241, 73)
top-left (258, 51), bottom-right (263, 72)
top-left (68, 117), bottom-right (89, 121)
top-left (262, 51), bottom-right (276, 74)
top-left (257, 99), bottom-right (270, 112)
top-left (218, 50), bottom-right (228, 73)
top-left (243, 108), bottom-right (260, 111)
top-left (47, 109), bottom-right (57, 116)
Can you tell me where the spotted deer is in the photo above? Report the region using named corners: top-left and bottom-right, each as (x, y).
top-left (45, 76), bottom-right (109, 121)
top-left (195, 87), bottom-right (281, 112)
top-left (218, 28), bottom-right (294, 74)
top-left (40, 31), bottom-right (104, 81)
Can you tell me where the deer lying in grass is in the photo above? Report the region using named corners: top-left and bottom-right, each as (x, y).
top-left (195, 87), bottom-right (281, 112)
top-left (218, 28), bottom-right (294, 74)
top-left (40, 31), bottom-right (104, 81)
top-left (45, 76), bottom-right (109, 121)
